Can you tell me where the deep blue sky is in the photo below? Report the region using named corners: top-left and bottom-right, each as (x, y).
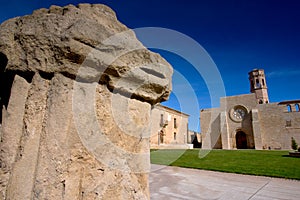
top-left (1, 0), bottom-right (300, 131)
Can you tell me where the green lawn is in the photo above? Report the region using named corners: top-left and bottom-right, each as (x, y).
top-left (150, 149), bottom-right (300, 180)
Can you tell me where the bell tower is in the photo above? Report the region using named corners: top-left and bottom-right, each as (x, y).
top-left (248, 69), bottom-right (269, 104)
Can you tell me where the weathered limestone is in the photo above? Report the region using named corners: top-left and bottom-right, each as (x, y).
top-left (5, 74), bottom-right (49, 199)
top-left (0, 3), bottom-right (172, 104)
top-left (0, 4), bottom-right (172, 200)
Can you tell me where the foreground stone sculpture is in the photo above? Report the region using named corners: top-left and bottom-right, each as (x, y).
top-left (0, 4), bottom-right (172, 199)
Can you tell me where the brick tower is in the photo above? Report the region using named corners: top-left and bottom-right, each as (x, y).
top-left (248, 69), bottom-right (269, 104)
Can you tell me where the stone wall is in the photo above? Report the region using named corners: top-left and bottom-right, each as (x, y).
top-left (201, 107), bottom-right (221, 149)
top-left (0, 4), bottom-right (172, 200)
top-left (257, 103), bottom-right (300, 149)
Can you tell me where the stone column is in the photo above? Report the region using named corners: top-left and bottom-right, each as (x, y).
top-left (0, 4), bottom-right (173, 200)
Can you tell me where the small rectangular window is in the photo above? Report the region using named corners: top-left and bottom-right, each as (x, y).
top-left (160, 114), bottom-right (164, 127)
top-left (174, 132), bottom-right (177, 140)
top-left (174, 118), bottom-right (177, 128)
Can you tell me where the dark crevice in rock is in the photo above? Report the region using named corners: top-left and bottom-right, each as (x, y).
top-left (62, 8), bottom-right (69, 15)
top-left (65, 51), bottom-right (85, 64)
top-left (39, 71), bottom-right (54, 80)
top-left (39, 70), bottom-right (79, 81)
top-left (73, 37), bottom-right (97, 49)
top-left (0, 54), bottom-right (33, 125)
top-left (0, 52), bottom-right (8, 124)
top-left (103, 67), bottom-right (121, 78)
top-left (14, 71), bottom-right (35, 84)
top-left (98, 74), bottom-right (110, 85)
top-left (61, 180), bottom-right (66, 198)
top-left (140, 67), bottom-right (165, 79)
top-left (61, 71), bottom-right (76, 80)
top-left (0, 52), bottom-right (8, 73)
top-left (0, 72), bottom-right (14, 124)
top-left (0, 68), bottom-right (34, 125)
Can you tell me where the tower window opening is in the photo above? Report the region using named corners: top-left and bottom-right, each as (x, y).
top-left (262, 79), bottom-right (265, 86)
top-left (287, 105), bottom-right (292, 112)
top-left (255, 79), bottom-right (261, 88)
top-left (259, 100), bottom-right (263, 104)
top-left (174, 132), bottom-right (177, 140)
top-left (295, 104), bottom-right (300, 112)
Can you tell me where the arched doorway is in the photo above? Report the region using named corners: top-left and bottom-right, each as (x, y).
top-left (236, 131), bottom-right (247, 149)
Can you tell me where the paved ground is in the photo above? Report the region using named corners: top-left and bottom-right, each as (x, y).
top-left (149, 164), bottom-right (300, 200)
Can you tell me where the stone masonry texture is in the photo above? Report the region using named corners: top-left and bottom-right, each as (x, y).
top-left (0, 4), bottom-right (173, 200)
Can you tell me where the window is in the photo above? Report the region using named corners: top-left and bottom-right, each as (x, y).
top-left (160, 114), bottom-right (164, 127)
top-left (255, 79), bottom-right (261, 88)
top-left (259, 100), bottom-right (263, 104)
top-left (174, 132), bottom-right (177, 140)
top-left (287, 105), bottom-right (292, 112)
top-left (286, 120), bottom-right (292, 127)
top-left (295, 104), bottom-right (300, 112)
top-left (250, 78), bottom-right (254, 90)
top-left (174, 118), bottom-right (177, 128)
top-left (262, 79), bottom-right (265, 86)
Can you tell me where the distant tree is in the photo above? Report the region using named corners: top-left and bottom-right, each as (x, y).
top-left (291, 137), bottom-right (298, 150)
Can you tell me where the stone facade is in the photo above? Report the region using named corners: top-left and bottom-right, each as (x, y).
top-left (201, 69), bottom-right (300, 150)
top-left (150, 104), bottom-right (189, 149)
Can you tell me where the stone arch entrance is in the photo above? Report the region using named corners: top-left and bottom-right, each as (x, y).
top-left (236, 131), bottom-right (247, 149)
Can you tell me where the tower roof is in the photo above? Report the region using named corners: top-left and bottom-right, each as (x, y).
top-left (248, 69), bottom-right (265, 74)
